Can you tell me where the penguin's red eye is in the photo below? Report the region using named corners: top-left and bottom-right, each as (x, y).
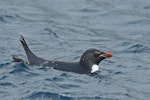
top-left (94, 52), bottom-right (100, 57)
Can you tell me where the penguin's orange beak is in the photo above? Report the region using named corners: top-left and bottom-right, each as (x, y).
top-left (102, 52), bottom-right (113, 58)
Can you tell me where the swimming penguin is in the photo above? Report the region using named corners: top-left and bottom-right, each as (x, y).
top-left (12, 35), bottom-right (112, 74)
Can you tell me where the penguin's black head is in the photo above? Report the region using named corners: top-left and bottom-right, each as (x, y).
top-left (79, 48), bottom-right (112, 72)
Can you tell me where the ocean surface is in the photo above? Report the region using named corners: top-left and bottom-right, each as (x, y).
top-left (0, 0), bottom-right (150, 100)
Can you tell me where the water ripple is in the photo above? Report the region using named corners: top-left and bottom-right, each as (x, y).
top-left (0, 15), bottom-right (16, 23)
top-left (25, 92), bottom-right (73, 100)
top-left (0, 82), bottom-right (16, 87)
top-left (9, 62), bottom-right (30, 74)
top-left (43, 28), bottom-right (59, 38)
top-left (124, 44), bottom-right (150, 53)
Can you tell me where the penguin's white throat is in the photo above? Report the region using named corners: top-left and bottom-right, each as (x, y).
top-left (91, 64), bottom-right (99, 73)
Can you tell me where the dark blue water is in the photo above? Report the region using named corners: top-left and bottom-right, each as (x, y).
top-left (0, 0), bottom-right (150, 100)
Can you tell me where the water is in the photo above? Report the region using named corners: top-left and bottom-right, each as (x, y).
top-left (0, 0), bottom-right (150, 100)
